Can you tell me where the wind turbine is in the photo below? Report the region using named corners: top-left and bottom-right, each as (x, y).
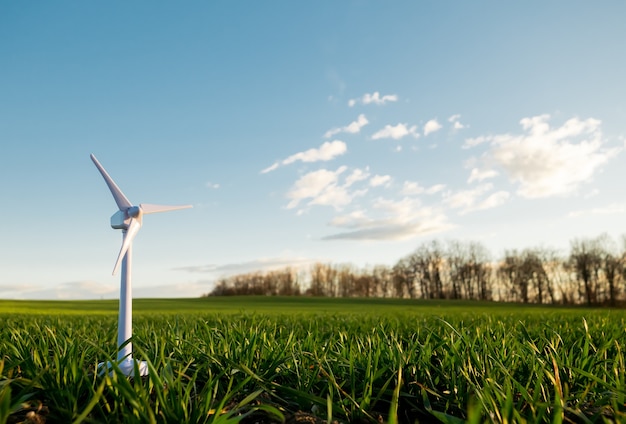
top-left (91, 154), bottom-right (192, 376)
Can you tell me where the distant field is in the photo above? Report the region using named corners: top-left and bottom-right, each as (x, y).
top-left (0, 295), bottom-right (603, 315)
top-left (1, 297), bottom-right (624, 423)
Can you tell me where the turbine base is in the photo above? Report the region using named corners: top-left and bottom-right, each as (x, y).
top-left (98, 358), bottom-right (149, 377)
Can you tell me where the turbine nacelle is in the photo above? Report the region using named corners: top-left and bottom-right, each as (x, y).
top-left (110, 206), bottom-right (143, 230)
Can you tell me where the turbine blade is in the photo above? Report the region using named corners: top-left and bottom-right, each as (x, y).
top-left (112, 218), bottom-right (142, 275)
top-left (140, 203), bottom-right (193, 214)
top-left (91, 154), bottom-right (132, 211)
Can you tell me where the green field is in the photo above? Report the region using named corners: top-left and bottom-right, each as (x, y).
top-left (1, 297), bottom-right (624, 423)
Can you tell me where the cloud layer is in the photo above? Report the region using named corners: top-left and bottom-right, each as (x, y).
top-left (176, 257), bottom-right (315, 276)
top-left (261, 97), bottom-right (621, 247)
top-left (325, 197), bottom-right (454, 240)
top-left (464, 115), bottom-right (618, 198)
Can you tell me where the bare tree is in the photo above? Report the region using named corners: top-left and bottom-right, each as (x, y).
top-left (446, 240), bottom-right (466, 300)
top-left (468, 242), bottom-right (492, 301)
top-left (307, 262), bottom-right (341, 297)
top-left (272, 267), bottom-right (300, 296)
top-left (309, 262), bottom-right (326, 296)
top-left (337, 264), bottom-right (356, 298)
top-left (596, 234), bottom-right (623, 306)
top-left (499, 248), bottom-right (556, 304)
top-left (523, 249), bottom-right (550, 304)
top-left (392, 258), bottom-right (414, 298)
top-left (372, 265), bottom-right (393, 298)
top-left (603, 253), bottom-right (622, 306)
top-left (404, 240), bottom-right (447, 299)
top-left (447, 241), bottom-right (492, 300)
top-left (569, 237), bottom-right (604, 306)
top-left (499, 250), bottom-right (528, 303)
top-left (536, 248), bottom-right (562, 304)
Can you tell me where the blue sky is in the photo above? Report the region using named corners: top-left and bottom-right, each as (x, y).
top-left (1, 1), bottom-right (625, 299)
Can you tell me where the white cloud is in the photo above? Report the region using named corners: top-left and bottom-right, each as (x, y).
top-left (205, 182), bottom-right (220, 189)
top-left (284, 140), bottom-right (348, 164)
top-left (261, 140), bottom-right (347, 173)
top-left (463, 136), bottom-right (488, 149)
top-left (401, 181), bottom-right (425, 195)
top-left (362, 92), bottom-right (398, 105)
top-left (324, 197), bottom-right (454, 241)
top-left (467, 168), bottom-right (499, 183)
top-left (401, 181), bottom-right (446, 196)
top-left (324, 114), bottom-right (369, 138)
top-left (426, 184), bottom-right (446, 194)
top-left (370, 174), bottom-right (392, 187)
top-left (466, 114), bottom-right (619, 198)
top-left (286, 166), bottom-right (367, 210)
top-left (424, 119), bottom-right (443, 136)
top-left (448, 114), bottom-right (466, 130)
top-left (327, 210), bottom-right (370, 227)
top-left (287, 167), bottom-right (345, 209)
top-left (477, 191), bottom-right (510, 211)
top-left (443, 183), bottom-right (509, 214)
top-left (261, 163), bottom-right (280, 173)
top-left (444, 184), bottom-right (493, 209)
top-left (348, 91), bottom-right (398, 107)
top-left (371, 123), bottom-right (419, 140)
top-left (310, 185), bottom-right (367, 209)
top-left (344, 167), bottom-right (370, 187)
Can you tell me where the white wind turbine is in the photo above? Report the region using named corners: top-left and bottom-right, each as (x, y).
top-left (91, 154), bottom-right (192, 376)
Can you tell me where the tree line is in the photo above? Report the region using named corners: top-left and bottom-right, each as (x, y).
top-left (204, 233), bottom-right (626, 306)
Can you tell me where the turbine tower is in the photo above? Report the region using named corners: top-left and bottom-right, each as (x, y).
top-left (91, 154), bottom-right (192, 376)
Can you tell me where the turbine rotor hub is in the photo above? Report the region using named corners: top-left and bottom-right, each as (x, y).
top-left (127, 206), bottom-right (142, 218)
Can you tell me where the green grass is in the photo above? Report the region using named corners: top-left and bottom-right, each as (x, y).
top-left (1, 297), bottom-right (625, 423)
